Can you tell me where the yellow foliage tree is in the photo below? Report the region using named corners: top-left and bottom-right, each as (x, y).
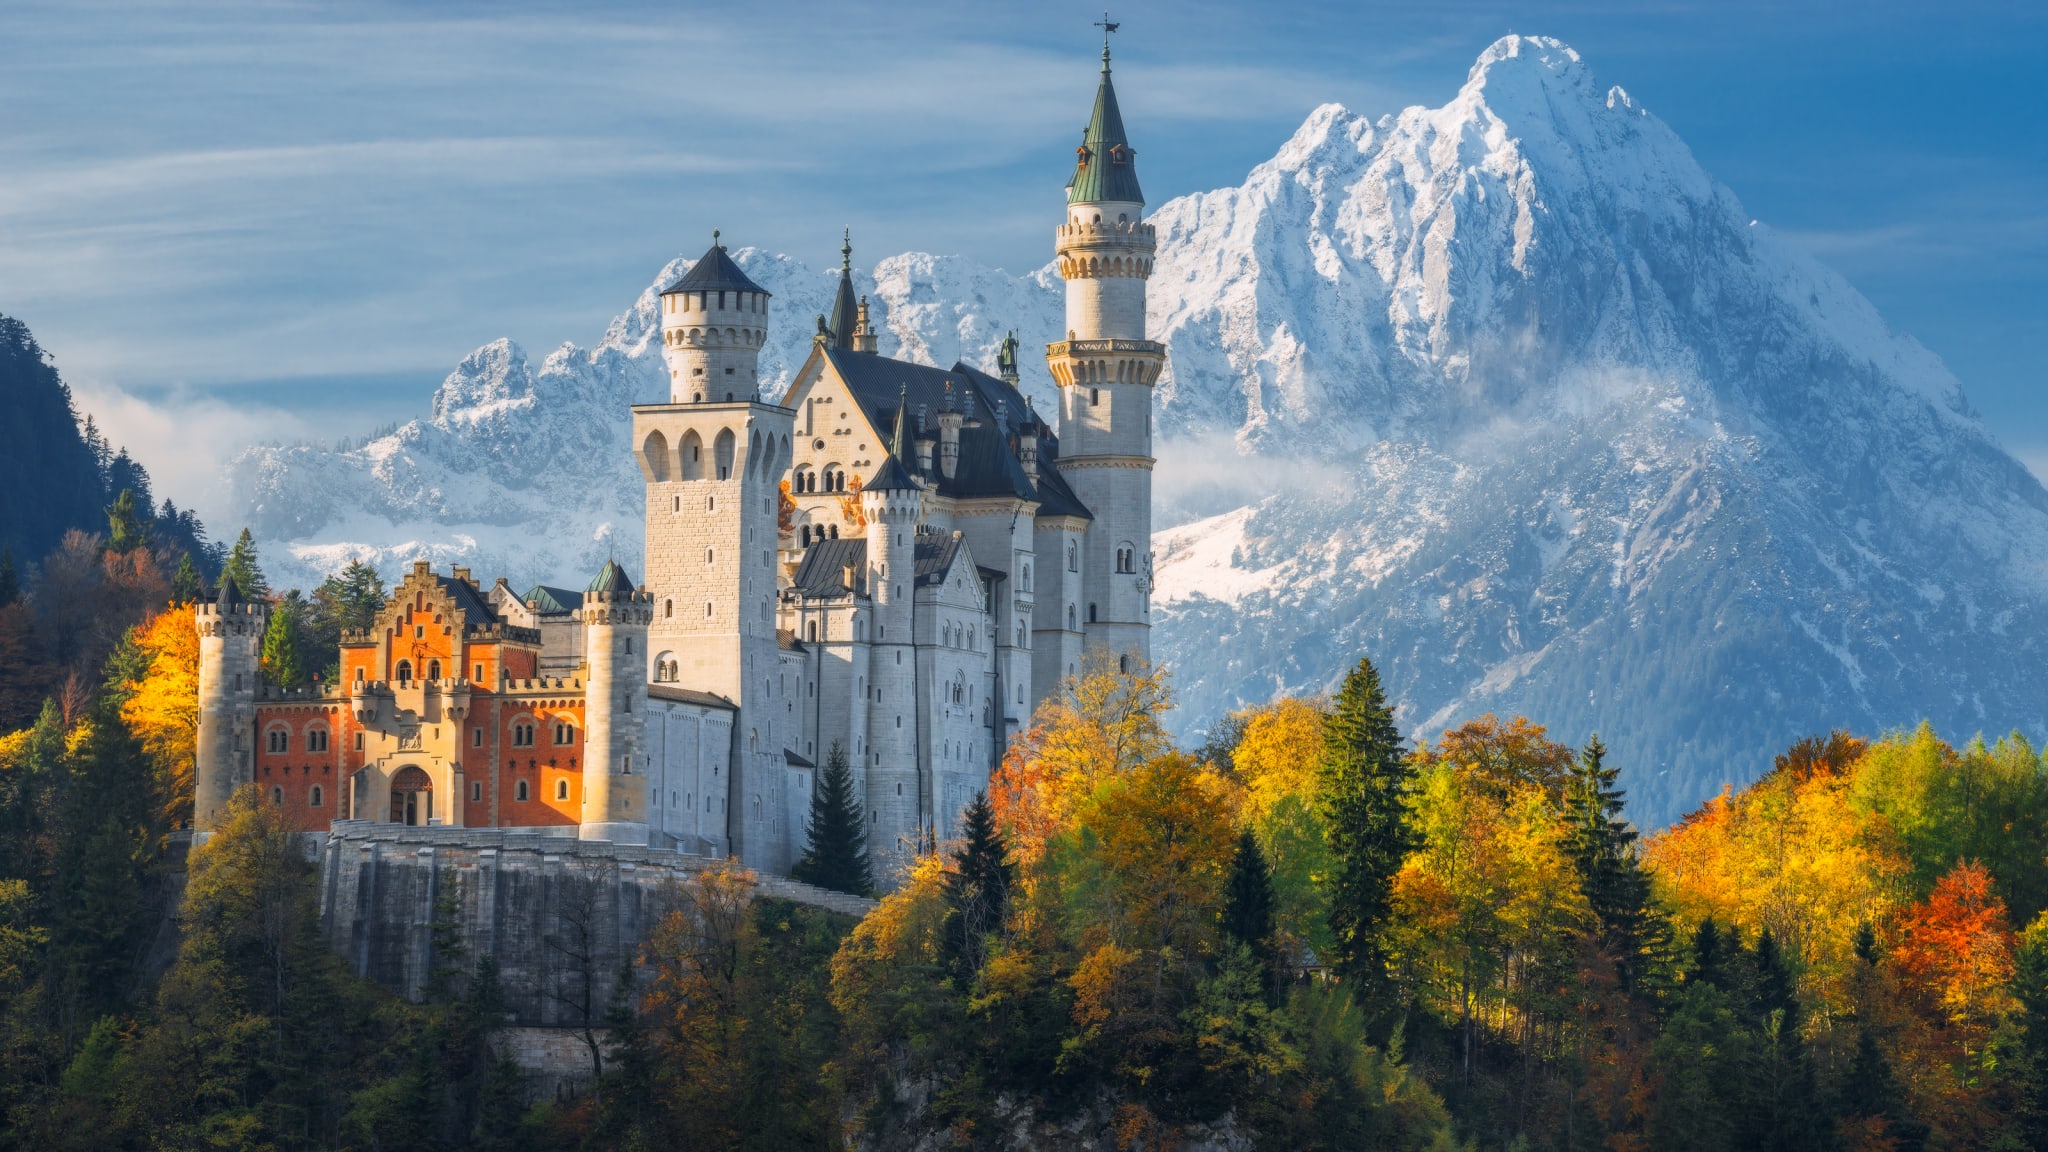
top-left (1230, 698), bottom-right (1325, 828)
top-left (115, 610), bottom-right (200, 829)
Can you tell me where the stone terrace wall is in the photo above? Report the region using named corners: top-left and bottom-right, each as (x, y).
top-left (317, 821), bottom-right (872, 1025)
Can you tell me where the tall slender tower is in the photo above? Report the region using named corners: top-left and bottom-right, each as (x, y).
top-left (634, 235), bottom-right (796, 869)
top-left (861, 393), bottom-right (923, 867)
top-left (1047, 33), bottom-right (1162, 665)
top-left (579, 559), bottom-right (651, 845)
top-left (194, 575), bottom-right (267, 832)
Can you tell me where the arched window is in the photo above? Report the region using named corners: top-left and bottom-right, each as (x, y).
top-left (663, 598), bottom-right (673, 618)
top-left (680, 430), bottom-right (705, 480)
top-left (1089, 603), bottom-right (1098, 623)
top-left (516, 780), bottom-right (529, 801)
top-left (1067, 542), bottom-right (1077, 572)
top-left (805, 622), bottom-right (817, 642)
top-left (1066, 605), bottom-right (1076, 630)
top-left (643, 429), bottom-right (670, 482)
top-left (395, 660), bottom-right (412, 684)
top-left (310, 785), bottom-right (323, 808)
top-left (555, 779), bottom-right (569, 801)
top-left (270, 787), bottom-right (283, 806)
top-left (427, 659), bottom-right (441, 682)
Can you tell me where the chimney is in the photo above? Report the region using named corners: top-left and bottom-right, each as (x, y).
top-left (937, 383), bottom-right (964, 480)
top-left (853, 295), bottom-right (879, 353)
top-left (1018, 425), bottom-right (1039, 481)
top-left (914, 437), bottom-right (935, 473)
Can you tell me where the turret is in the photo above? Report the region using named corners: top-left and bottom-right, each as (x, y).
top-left (659, 233), bottom-right (771, 404)
top-left (194, 575), bottom-right (269, 832)
top-left (1045, 29), bottom-right (1162, 667)
top-left (862, 389), bottom-right (924, 864)
top-left (578, 559), bottom-right (652, 845)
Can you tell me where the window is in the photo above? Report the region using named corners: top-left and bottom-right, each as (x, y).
top-left (555, 779), bottom-right (569, 802)
top-left (267, 729), bottom-right (288, 753)
top-left (471, 782), bottom-right (482, 802)
top-left (355, 732), bottom-right (365, 751)
top-left (705, 547), bottom-right (715, 564)
top-left (625, 637), bottom-right (633, 655)
top-left (307, 727), bottom-right (328, 752)
top-left (1022, 563), bottom-right (1032, 592)
top-left (1089, 603), bottom-right (1098, 623)
top-left (516, 780), bottom-right (529, 801)
top-left (395, 660), bottom-right (412, 683)
top-left (1067, 605), bottom-right (1076, 630)
top-left (663, 599), bottom-right (673, 618)
top-left (473, 663), bottom-right (484, 681)
top-left (427, 659), bottom-right (441, 681)
top-left (269, 787), bottom-right (283, 806)
top-left (1090, 387), bottom-right (1099, 406)
top-left (1067, 542), bottom-right (1077, 572)
top-left (310, 785), bottom-right (323, 807)
top-left (512, 722), bottom-right (536, 747)
top-left (472, 727), bottom-right (483, 748)
top-left (553, 721), bottom-right (575, 745)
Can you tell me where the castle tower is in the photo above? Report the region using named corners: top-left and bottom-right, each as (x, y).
top-left (1046, 34), bottom-right (1162, 665)
top-left (862, 391), bottom-right (924, 866)
top-left (579, 559), bottom-right (652, 845)
top-left (193, 575), bottom-right (268, 832)
top-left (660, 233), bottom-right (770, 404)
top-left (636, 235), bottom-right (797, 869)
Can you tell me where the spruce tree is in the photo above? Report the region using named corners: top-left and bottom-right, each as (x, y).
top-left (169, 553), bottom-right (203, 604)
top-left (104, 489), bottom-right (147, 555)
top-left (219, 527), bottom-right (268, 600)
top-left (944, 791), bottom-right (1013, 975)
top-left (1737, 928), bottom-right (1830, 1152)
top-left (259, 593), bottom-right (306, 688)
top-left (1317, 654), bottom-right (1413, 994)
top-left (791, 742), bottom-right (870, 896)
top-left (1223, 828), bottom-right (1277, 956)
top-left (1564, 735), bottom-right (1666, 994)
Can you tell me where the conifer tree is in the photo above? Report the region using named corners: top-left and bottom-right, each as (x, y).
top-left (1564, 735), bottom-right (1666, 994)
top-left (259, 592), bottom-right (306, 688)
top-left (944, 790), bottom-right (1013, 975)
top-left (1317, 654), bottom-right (1413, 994)
top-left (0, 549), bottom-right (16, 607)
top-left (1737, 928), bottom-right (1830, 1151)
top-left (219, 527), bottom-right (268, 600)
top-left (791, 742), bottom-right (870, 897)
top-left (104, 489), bottom-right (147, 555)
top-left (169, 553), bottom-right (203, 604)
top-left (1223, 828), bottom-right (1277, 956)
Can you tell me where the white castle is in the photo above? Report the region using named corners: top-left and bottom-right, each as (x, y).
top-left (192, 42), bottom-right (1161, 883)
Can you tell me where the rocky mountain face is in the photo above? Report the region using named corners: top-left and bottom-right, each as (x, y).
top-left (226, 35), bottom-right (2048, 823)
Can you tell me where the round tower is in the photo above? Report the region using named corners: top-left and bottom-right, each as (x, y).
top-left (660, 233), bottom-right (770, 404)
top-left (579, 559), bottom-right (652, 845)
top-left (862, 391), bottom-right (925, 865)
top-left (1046, 34), bottom-right (1163, 665)
top-left (194, 575), bottom-right (268, 833)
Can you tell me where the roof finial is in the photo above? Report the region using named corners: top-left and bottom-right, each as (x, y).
top-left (841, 227), bottom-right (852, 271)
top-left (712, 228), bottom-right (721, 249)
top-left (1094, 11), bottom-right (1119, 69)
top-left (891, 384), bottom-right (909, 461)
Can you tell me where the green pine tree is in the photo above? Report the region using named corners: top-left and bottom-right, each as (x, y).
top-left (104, 489), bottom-right (147, 554)
top-left (169, 552), bottom-right (203, 604)
top-left (219, 527), bottom-right (269, 600)
top-left (1564, 735), bottom-right (1669, 996)
top-left (1223, 828), bottom-right (1277, 953)
top-left (1736, 928), bottom-right (1830, 1152)
top-left (2013, 914), bottom-right (2048, 1150)
top-left (1317, 654), bottom-right (1413, 996)
top-left (259, 592), bottom-right (307, 688)
top-left (791, 742), bottom-right (870, 897)
top-left (944, 790), bottom-right (1013, 975)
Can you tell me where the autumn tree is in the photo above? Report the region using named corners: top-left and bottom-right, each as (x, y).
top-left (109, 609), bottom-right (200, 828)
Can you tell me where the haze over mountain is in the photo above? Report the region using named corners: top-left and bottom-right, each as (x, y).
top-left (227, 35), bottom-right (2048, 823)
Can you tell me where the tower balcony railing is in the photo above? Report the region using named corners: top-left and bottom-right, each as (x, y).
top-left (1056, 220), bottom-right (1156, 244)
top-left (1045, 338), bottom-right (1166, 358)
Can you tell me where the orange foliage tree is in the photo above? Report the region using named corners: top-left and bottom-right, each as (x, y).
top-left (1895, 860), bottom-right (2018, 1060)
top-left (114, 608), bottom-right (199, 828)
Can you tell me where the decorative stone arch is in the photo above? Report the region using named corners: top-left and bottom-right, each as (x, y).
top-left (652, 650), bottom-right (679, 682)
top-left (748, 430), bottom-right (763, 476)
top-left (390, 763), bottom-right (433, 826)
top-left (642, 429), bottom-right (671, 482)
top-left (714, 428), bottom-right (736, 480)
top-left (263, 719), bottom-right (292, 754)
top-left (680, 429), bottom-right (705, 481)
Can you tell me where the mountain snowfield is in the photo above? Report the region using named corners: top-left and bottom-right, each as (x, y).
top-left (228, 35), bottom-right (2048, 822)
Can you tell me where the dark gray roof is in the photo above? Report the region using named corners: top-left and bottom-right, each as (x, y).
top-left (648, 684), bottom-right (737, 711)
top-left (777, 628), bottom-right (806, 653)
top-left (663, 242), bottom-right (769, 297)
top-left (436, 574), bottom-right (500, 625)
top-left (585, 559), bottom-right (635, 595)
top-left (784, 748), bottom-right (815, 769)
top-left (866, 453), bottom-right (918, 492)
top-left (524, 585), bottom-right (583, 615)
top-left (215, 572), bottom-right (245, 609)
top-left (913, 534), bottom-right (964, 589)
top-left (789, 538), bottom-right (866, 600)
top-left (820, 347), bottom-right (1091, 521)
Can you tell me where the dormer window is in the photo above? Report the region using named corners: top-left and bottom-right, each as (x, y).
top-left (1075, 145), bottom-right (1090, 168)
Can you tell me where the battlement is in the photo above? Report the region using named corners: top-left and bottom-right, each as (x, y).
top-left (195, 600), bottom-right (269, 618)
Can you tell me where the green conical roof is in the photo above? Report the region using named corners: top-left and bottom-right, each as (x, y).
top-left (585, 558), bottom-right (636, 596)
top-left (1066, 49), bottom-right (1143, 206)
top-left (827, 229), bottom-right (858, 350)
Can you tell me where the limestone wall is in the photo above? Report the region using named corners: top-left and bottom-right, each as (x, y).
top-left (316, 821), bottom-right (871, 1026)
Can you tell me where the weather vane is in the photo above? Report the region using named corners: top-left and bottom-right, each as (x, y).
top-left (1095, 11), bottom-right (1119, 54)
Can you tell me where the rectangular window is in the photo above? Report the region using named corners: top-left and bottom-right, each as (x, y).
top-left (355, 732), bottom-right (364, 751)
top-left (307, 729), bottom-right (328, 752)
top-left (470, 782), bottom-right (482, 802)
top-left (473, 663), bottom-right (484, 681)
top-left (472, 727), bottom-right (483, 748)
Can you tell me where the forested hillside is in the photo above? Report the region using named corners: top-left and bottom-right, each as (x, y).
top-left (6, 522), bottom-right (2048, 1150)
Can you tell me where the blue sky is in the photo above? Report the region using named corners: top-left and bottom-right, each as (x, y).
top-left (2, 1), bottom-right (2043, 515)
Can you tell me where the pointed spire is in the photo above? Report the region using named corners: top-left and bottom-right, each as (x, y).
top-left (890, 383), bottom-right (908, 460)
top-left (1068, 20), bottom-right (1143, 207)
top-left (865, 384), bottom-right (919, 493)
top-left (827, 228), bottom-right (859, 350)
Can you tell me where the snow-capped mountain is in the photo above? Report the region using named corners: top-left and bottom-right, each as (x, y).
top-left (227, 35), bottom-right (2048, 823)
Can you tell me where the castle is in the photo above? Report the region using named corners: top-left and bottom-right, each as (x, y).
top-left (192, 41), bottom-right (1161, 881)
